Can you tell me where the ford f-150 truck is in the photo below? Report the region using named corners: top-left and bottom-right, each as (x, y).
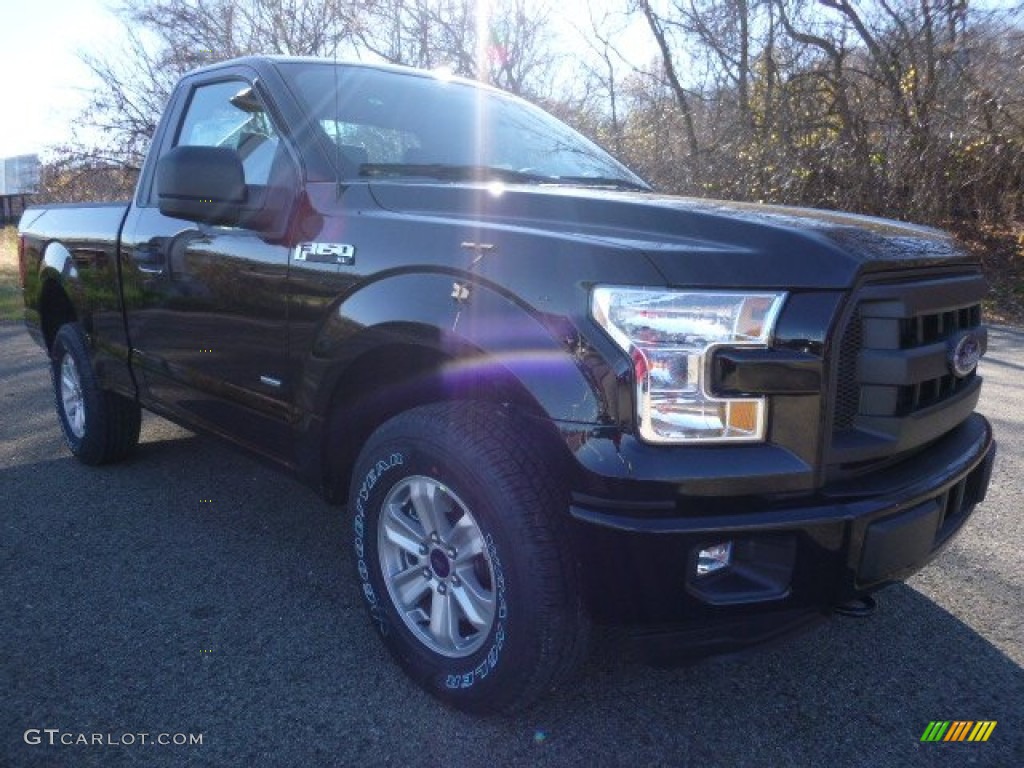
top-left (18, 56), bottom-right (995, 713)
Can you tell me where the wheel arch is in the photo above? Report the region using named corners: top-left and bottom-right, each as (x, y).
top-left (28, 240), bottom-right (85, 354)
top-left (308, 272), bottom-right (599, 501)
top-left (318, 331), bottom-right (572, 502)
top-left (39, 276), bottom-right (78, 355)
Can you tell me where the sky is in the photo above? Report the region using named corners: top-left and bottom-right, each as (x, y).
top-left (0, 0), bottom-right (122, 159)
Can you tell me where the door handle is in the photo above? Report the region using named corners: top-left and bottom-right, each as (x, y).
top-left (134, 244), bottom-right (166, 275)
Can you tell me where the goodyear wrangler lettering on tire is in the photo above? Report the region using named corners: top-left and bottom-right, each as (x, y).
top-left (445, 534), bottom-right (507, 690)
top-left (357, 454), bottom-right (405, 509)
top-left (353, 452), bottom-right (405, 636)
top-left (445, 626), bottom-right (507, 690)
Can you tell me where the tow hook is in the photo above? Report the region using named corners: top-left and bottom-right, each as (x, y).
top-left (833, 595), bottom-right (877, 618)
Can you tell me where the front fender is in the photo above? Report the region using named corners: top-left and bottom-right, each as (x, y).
top-left (303, 271), bottom-right (607, 424)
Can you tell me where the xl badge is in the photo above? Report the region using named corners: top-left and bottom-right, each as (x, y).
top-left (293, 242), bottom-right (356, 265)
top-left (948, 330), bottom-right (982, 378)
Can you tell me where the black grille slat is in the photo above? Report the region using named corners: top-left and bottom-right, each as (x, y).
top-left (922, 314), bottom-right (941, 344)
top-left (831, 272), bottom-right (986, 441)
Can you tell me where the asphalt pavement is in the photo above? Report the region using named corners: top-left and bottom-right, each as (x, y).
top-left (2, 321), bottom-right (1021, 768)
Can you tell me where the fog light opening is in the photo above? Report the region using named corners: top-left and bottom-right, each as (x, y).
top-left (687, 535), bottom-right (796, 606)
top-left (696, 541), bottom-right (733, 577)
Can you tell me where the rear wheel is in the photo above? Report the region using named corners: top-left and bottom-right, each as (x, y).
top-left (51, 323), bottom-right (141, 465)
top-left (348, 402), bottom-right (589, 713)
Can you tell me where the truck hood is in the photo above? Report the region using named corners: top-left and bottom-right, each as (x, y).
top-left (367, 182), bottom-right (975, 289)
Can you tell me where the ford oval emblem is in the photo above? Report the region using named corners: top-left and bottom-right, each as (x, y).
top-left (948, 330), bottom-right (982, 378)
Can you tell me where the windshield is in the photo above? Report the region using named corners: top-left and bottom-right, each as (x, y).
top-left (277, 62), bottom-right (648, 189)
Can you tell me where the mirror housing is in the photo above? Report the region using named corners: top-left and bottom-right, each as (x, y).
top-left (157, 146), bottom-right (246, 225)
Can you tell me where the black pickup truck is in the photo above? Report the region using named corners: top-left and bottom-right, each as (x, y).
top-left (18, 56), bottom-right (995, 713)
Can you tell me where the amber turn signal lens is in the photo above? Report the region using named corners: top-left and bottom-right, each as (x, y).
top-left (727, 402), bottom-right (759, 434)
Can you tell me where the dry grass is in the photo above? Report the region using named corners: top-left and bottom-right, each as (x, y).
top-left (0, 226), bottom-right (17, 269)
top-left (0, 226), bottom-right (22, 321)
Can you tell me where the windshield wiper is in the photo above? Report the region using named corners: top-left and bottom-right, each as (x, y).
top-left (358, 164), bottom-right (651, 192)
top-left (550, 175), bottom-right (651, 192)
top-left (358, 163), bottom-right (551, 184)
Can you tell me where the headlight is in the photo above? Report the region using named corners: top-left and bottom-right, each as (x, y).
top-left (591, 287), bottom-right (786, 443)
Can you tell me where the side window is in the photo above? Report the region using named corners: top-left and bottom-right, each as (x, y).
top-left (175, 80), bottom-right (282, 186)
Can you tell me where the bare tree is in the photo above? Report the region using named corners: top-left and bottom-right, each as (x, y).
top-left (554, 7), bottom-right (638, 156)
top-left (49, 0), bottom-right (1024, 227)
top-left (130, 0), bottom-right (365, 59)
top-left (610, 0), bottom-right (1021, 223)
top-left (632, 0), bottom-right (704, 182)
top-left (359, 0), bottom-right (560, 97)
top-left (65, 0), bottom-right (367, 177)
top-left (34, 155), bottom-right (140, 204)
top-left (75, 27), bottom-right (184, 171)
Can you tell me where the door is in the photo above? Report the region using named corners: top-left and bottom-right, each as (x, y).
top-left (120, 76), bottom-right (299, 462)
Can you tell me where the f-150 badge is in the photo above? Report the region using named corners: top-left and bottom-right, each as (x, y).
top-left (293, 242), bottom-right (356, 265)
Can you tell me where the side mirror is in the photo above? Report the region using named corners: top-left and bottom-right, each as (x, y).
top-left (157, 146), bottom-right (246, 225)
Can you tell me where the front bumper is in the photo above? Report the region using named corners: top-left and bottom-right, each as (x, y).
top-left (568, 413), bottom-right (995, 656)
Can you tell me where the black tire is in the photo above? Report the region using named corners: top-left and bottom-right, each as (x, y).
top-left (50, 323), bottom-right (141, 465)
top-left (348, 402), bottom-right (589, 713)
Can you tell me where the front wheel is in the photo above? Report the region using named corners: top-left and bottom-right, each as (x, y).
top-left (348, 402), bottom-right (589, 713)
top-left (50, 323), bottom-right (141, 465)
